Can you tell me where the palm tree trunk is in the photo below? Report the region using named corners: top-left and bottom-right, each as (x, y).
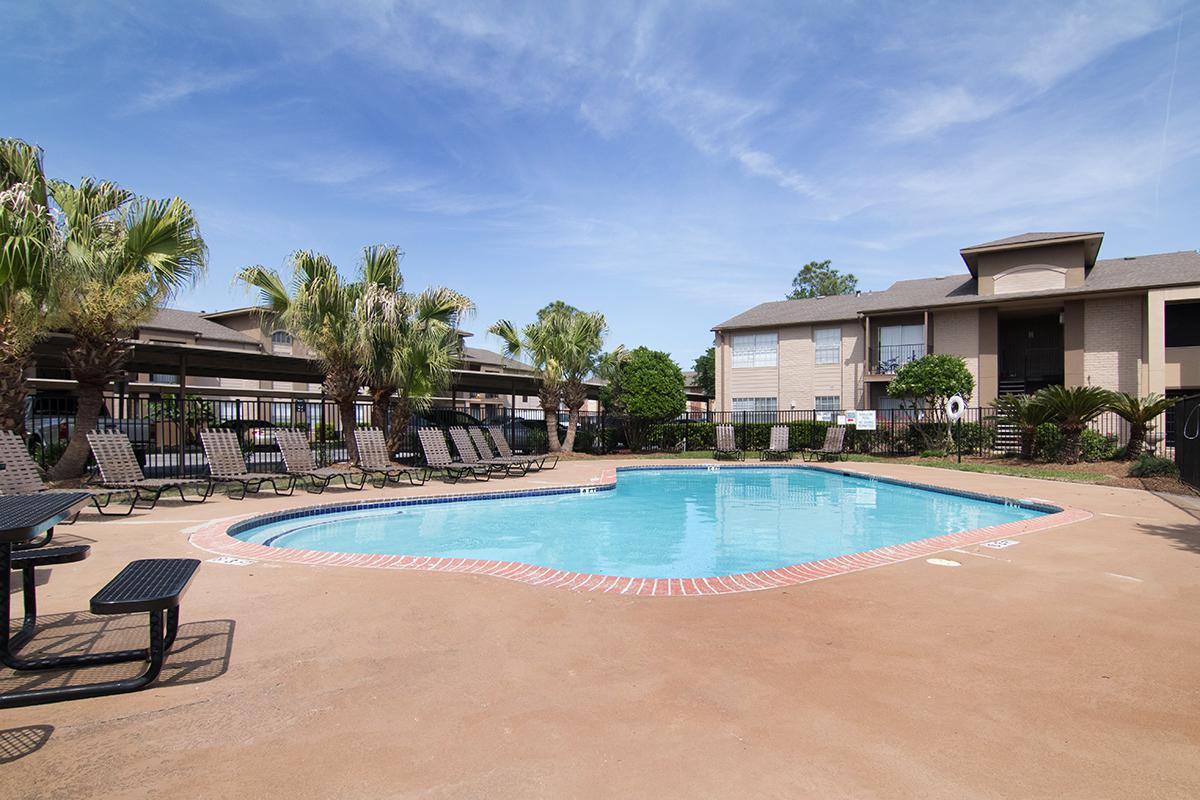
top-left (386, 396), bottom-right (414, 457)
top-left (338, 397), bottom-right (358, 464)
top-left (369, 385), bottom-right (395, 431)
top-left (0, 354), bottom-right (30, 439)
top-left (49, 379), bottom-right (105, 480)
top-left (1061, 426), bottom-right (1083, 464)
top-left (1126, 423), bottom-right (1146, 460)
top-left (539, 388), bottom-right (561, 452)
top-left (325, 367), bottom-right (362, 464)
top-left (561, 380), bottom-right (587, 453)
top-left (563, 409), bottom-right (580, 452)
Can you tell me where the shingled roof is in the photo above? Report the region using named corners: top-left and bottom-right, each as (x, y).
top-left (961, 231), bottom-right (1102, 250)
top-left (140, 308), bottom-right (261, 346)
top-left (713, 250), bottom-right (1200, 331)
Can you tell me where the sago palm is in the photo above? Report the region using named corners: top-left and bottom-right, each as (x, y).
top-left (1031, 385), bottom-right (1113, 464)
top-left (991, 393), bottom-right (1054, 460)
top-left (48, 180), bottom-right (207, 479)
top-left (236, 251), bottom-right (364, 463)
top-left (0, 139), bottom-right (57, 439)
top-left (1107, 392), bottom-right (1178, 459)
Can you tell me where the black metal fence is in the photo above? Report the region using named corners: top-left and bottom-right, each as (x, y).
top-left (1175, 396), bottom-right (1200, 490)
top-left (21, 390), bottom-right (1173, 479)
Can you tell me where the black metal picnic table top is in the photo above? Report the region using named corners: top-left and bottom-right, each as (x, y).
top-left (0, 492), bottom-right (92, 544)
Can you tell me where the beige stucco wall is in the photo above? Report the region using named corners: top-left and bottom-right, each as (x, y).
top-left (1083, 295), bottom-right (1143, 393)
top-left (931, 308), bottom-right (980, 402)
top-left (1147, 287), bottom-right (1200, 395)
top-left (975, 242), bottom-right (1087, 296)
top-left (721, 320), bottom-right (864, 411)
top-left (778, 326), bottom-right (811, 409)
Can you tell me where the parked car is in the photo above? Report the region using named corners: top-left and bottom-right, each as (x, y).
top-left (412, 408), bottom-right (484, 428)
top-left (209, 419), bottom-right (278, 450)
top-left (25, 394), bottom-right (153, 459)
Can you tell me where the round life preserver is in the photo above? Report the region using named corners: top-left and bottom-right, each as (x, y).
top-left (946, 394), bottom-right (966, 421)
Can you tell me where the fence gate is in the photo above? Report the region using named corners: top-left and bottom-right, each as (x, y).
top-left (1176, 396), bottom-right (1200, 491)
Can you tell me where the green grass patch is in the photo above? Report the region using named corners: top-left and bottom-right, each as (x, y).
top-left (842, 454), bottom-right (1112, 483)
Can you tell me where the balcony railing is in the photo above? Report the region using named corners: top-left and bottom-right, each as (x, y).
top-left (869, 343), bottom-right (925, 375)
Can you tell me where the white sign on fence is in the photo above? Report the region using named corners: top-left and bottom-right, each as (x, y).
top-left (816, 411), bottom-right (833, 422)
top-left (855, 410), bottom-right (877, 430)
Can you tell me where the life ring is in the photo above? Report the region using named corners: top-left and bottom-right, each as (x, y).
top-left (946, 394), bottom-right (966, 421)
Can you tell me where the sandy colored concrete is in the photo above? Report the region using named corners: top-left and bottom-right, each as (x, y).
top-left (3, 459), bottom-right (1199, 799)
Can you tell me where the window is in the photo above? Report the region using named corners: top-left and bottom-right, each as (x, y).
top-left (731, 333), bottom-right (777, 368)
top-left (1166, 302), bottom-right (1200, 348)
top-left (149, 373), bottom-right (177, 384)
top-left (731, 397), bottom-right (777, 412)
top-left (271, 330), bottom-right (293, 354)
top-left (814, 395), bottom-right (840, 411)
top-left (876, 324), bottom-right (925, 371)
top-left (814, 327), bottom-right (841, 365)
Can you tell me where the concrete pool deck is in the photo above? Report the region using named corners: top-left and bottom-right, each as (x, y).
top-left (4, 459), bottom-right (1199, 798)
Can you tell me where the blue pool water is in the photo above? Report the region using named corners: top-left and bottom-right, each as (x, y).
top-left (233, 467), bottom-right (1050, 578)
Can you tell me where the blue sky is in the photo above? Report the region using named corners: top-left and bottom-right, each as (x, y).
top-left (4, 1), bottom-right (1198, 369)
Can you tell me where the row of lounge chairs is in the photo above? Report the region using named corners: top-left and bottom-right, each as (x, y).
top-left (714, 424), bottom-right (847, 462)
top-left (0, 424), bottom-right (557, 518)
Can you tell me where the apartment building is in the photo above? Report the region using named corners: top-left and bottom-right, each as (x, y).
top-left (713, 232), bottom-right (1200, 413)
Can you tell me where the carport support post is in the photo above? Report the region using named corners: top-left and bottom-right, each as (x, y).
top-left (509, 380), bottom-right (517, 450)
top-left (177, 353), bottom-right (188, 478)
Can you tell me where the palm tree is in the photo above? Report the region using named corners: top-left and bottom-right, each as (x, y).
top-left (991, 393), bottom-right (1054, 460)
top-left (1031, 385), bottom-right (1113, 464)
top-left (555, 311), bottom-right (612, 452)
top-left (47, 180), bottom-right (207, 479)
top-left (1107, 392), bottom-right (1178, 460)
top-left (236, 251), bottom-right (364, 463)
top-left (355, 247), bottom-right (473, 452)
top-left (489, 316), bottom-right (568, 453)
top-left (0, 139), bottom-right (57, 439)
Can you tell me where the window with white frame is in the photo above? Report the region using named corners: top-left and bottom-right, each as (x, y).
top-left (731, 333), bottom-right (777, 368)
top-left (731, 397), bottom-right (778, 412)
top-left (814, 395), bottom-right (840, 411)
top-left (814, 327), bottom-right (841, 365)
top-left (876, 324), bottom-right (924, 371)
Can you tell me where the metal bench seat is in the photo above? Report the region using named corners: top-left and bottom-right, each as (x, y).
top-left (91, 558), bottom-right (199, 615)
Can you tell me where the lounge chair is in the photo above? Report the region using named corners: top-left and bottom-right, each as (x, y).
top-left (760, 425), bottom-right (792, 461)
top-left (468, 428), bottom-right (540, 475)
top-left (417, 428), bottom-right (491, 483)
top-left (353, 428), bottom-right (429, 487)
top-left (487, 425), bottom-right (557, 470)
top-left (87, 431), bottom-right (214, 508)
top-left (802, 426), bottom-right (847, 462)
top-left (273, 429), bottom-right (366, 493)
top-left (448, 427), bottom-right (514, 476)
top-left (199, 430), bottom-right (295, 500)
top-left (713, 424), bottom-right (744, 461)
top-left (0, 431), bottom-right (136, 525)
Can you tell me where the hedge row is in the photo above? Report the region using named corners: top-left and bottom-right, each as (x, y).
top-left (646, 420), bottom-right (995, 455)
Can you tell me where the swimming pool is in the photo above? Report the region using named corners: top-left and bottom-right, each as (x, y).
top-left (228, 466), bottom-right (1054, 580)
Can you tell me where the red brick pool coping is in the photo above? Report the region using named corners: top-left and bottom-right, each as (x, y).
top-left (188, 465), bottom-right (1093, 597)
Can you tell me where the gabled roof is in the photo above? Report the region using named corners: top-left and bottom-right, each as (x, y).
top-left (713, 249), bottom-right (1200, 331)
top-left (140, 308), bottom-right (261, 347)
top-left (960, 231), bottom-right (1104, 275)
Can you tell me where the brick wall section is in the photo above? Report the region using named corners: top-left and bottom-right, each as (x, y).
top-left (931, 309), bottom-right (981, 401)
top-left (778, 325), bottom-right (812, 409)
top-left (1084, 296), bottom-right (1143, 392)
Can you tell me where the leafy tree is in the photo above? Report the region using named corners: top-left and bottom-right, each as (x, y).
top-left (0, 139), bottom-right (57, 440)
top-left (603, 347), bottom-right (685, 450)
top-left (692, 347), bottom-right (716, 398)
top-left (991, 393), bottom-right (1054, 459)
top-left (887, 354), bottom-right (974, 450)
top-left (1032, 385), bottom-right (1113, 464)
top-left (490, 303), bottom-right (612, 453)
top-left (788, 260), bottom-right (857, 299)
top-left (48, 180), bottom-right (207, 479)
top-left (1107, 392), bottom-right (1178, 460)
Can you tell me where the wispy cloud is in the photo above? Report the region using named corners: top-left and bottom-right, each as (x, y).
top-left (129, 68), bottom-right (254, 112)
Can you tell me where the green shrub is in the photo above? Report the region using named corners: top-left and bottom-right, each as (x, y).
top-left (1128, 454), bottom-right (1178, 478)
top-left (572, 428), bottom-right (596, 453)
top-left (1079, 429), bottom-right (1119, 462)
top-left (1032, 423), bottom-right (1063, 461)
top-left (919, 448), bottom-right (947, 458)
